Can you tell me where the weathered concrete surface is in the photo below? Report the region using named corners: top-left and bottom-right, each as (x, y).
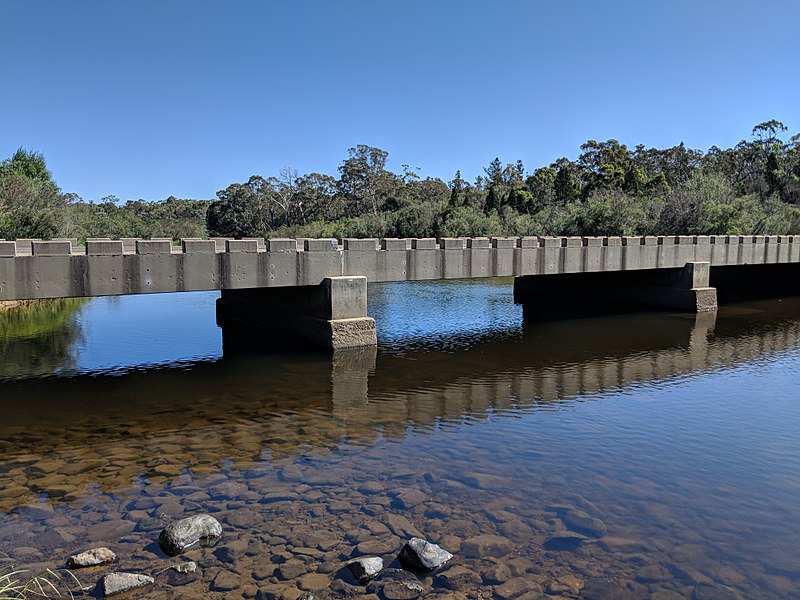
top-left (0, 235), bottom-right (797, 301)
top-left (216, 276), bottom-right (377, 350)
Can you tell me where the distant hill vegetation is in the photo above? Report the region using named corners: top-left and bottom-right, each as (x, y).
top-left (2, 120), bottom-right (798, 242)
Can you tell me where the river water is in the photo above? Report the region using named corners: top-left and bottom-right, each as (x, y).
top-left (0, 280), bottom-right (798, 599)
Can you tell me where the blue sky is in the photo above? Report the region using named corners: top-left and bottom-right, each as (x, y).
top-left (1, 0), bottom-right (798, 201)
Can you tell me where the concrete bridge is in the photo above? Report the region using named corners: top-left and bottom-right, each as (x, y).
top-left (1, 235), bottom-right (799, 348)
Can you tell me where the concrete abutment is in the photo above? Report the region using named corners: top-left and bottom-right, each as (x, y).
top-left (216, 276), bottom-right (377, 351)
top-left (514, 261), bottom-right (718, 321)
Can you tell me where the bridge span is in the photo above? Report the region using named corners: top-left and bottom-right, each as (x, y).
top-left (1, 235), bottom-right (799, 348)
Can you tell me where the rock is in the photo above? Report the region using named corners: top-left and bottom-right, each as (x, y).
top-left (461, 534), bottom-right (513, 558)
top-left (386, 514), bottom-right (423, 539)
top-left (67, 547), bottom-right (116, 568)
top-left (172, 561), bottom-right (197, 574)
top-left (275, 560), bottom-right (308, 580)
top-left (543, 531), bottom-right (587, 552)
top-left (102, 572), bottom-right (154, 597)
top-left (367, 569), bottom-right (426, 599)
top-left (482, 563), bottom-right (512, 585)
top-left (158, 514), bottom-right (223, 556)
top-left (212, 569), bottom-right (241, 592)
top-left (434, 565), bottom-right (481, 590)
top-left (398, 537), bottom-right (453, 572)
top-left (494, 577), bottom-right (540, 600)
top-left (167, 561), bottom-right (198, 586)
top-left (561, 509), bottom-right (608, 538)
top-left (393, 489), bottom-right (426, 509)
top-left (692, 582), bottom-right (742, 600)
top-left (297, 573), bottom-right (330, 591)
top-left (581, 579), bottom-right (637, 600)
top-left (346, 556), bottom-right (384, 584)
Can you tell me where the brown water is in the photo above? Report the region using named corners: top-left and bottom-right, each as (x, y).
top-left (0, 280), bottom-right (799, 599)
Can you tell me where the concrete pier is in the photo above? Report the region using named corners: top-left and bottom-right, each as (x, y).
top-left (513, 261), bottom-right (718, 320)
top-left (216, 276), bottom-right (376, 350)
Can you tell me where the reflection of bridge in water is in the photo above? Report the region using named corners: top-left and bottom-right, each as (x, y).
top-left (1, 299), bottom-right (799, 513)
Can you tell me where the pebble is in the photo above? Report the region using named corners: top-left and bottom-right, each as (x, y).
top-left (398, 537), bottom-right (453, 572)
top-left (102, 572), bottom-right (154, 597)
top-left (66, 546), bottom-right (115, 568)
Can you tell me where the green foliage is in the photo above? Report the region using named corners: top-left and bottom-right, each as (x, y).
top-left (3, 119), bottom-right (799, 243)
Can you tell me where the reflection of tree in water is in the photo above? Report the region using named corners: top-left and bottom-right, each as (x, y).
top-left (0, 299), bottom-right (87, 379)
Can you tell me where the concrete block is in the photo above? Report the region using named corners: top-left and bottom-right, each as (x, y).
top-left (0, 241), bottom-right (16, 257)
top-left (491, 237), bottom-right (516, 249)
top-left (15, 239), bottom-right (41, 254)
top-left (305, 238), bottom-right (338, 252)
top-left (121, 238), bottom-right (140, 253)
top-left (675, 235), bottom-right (693, 245)
top-left (382, 238), bottom-right (410, 251)
top-left (582, 236), bottom-right (603, 247)
top-left (267, 238), bottom-right (298, 252)
top-left (622, 237), bottom-right (642, 246)
top-left (182, 239), bottom-right (217, 253)
top-left (519, 236), bottom-right (539, 248)
top-left (439, 238), bottom-right (466, 250)
top-left (538, 236), bottom-right (562, 247)
top-left (227, 239), bottom-right (259, 253)
top-left (136, 240), bottom-right (172, 254)
top-left (411, 238), bottom-right (437, 250)
top-left (564, 237), bottom-right (582, 247)
top-left (210, 237), bottom-right (234, 251)
top-left (604, 237), bottom-right (622, 246)
top-left (87, 240), bottom-right (125, 255)
top-left (643, 236), bottom-right (658, 246)
top-left (694, 236), bottom-right (711, 245)
top-left (467, 237), bottom-right (490, 249)
top-left (32, 241), bottom-right (72, 256)
top-left (738, 236), bottom-right (754, 244)
top-left (343, 238), bottom-right (379, 251)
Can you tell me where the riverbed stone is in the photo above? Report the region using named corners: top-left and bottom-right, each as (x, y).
top-left (66, 546), bottom-right (115, 568)
top-left (398, 537), bottom-right (453, 572)
top-left (393, 489), bottom-right (426, 509)
top-left (346, 556), bottom-right (384, 583)
top-left (561, 509), bottom-right (608, 538)
top-left (692, 582), bottom-right (742, 600)
top-left (461, 534), bottom-right (513, 558)
top-left (434, 565), bottom-right (481, 590)
top-left (102, 572), bottom-right (154, 596)
top-left (297, 572), bottom-right (330, 591)
top-left (158, 513), bottom-right (223, 555)
top-left (367, 569), bottom-right (426, 599)
top-left (581, 579), bottom-right (637, 600)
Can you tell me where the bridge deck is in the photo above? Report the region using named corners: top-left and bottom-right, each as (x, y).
top-left (0, 235), bottom-right (798, 300)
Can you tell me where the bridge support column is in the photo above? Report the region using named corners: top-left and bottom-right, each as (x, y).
top-left (216, 276), bottom-right (377, 350)
top-left (514, 261), bottom-right (717, 321)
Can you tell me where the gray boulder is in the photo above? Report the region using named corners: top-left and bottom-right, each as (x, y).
top-left (102, 572), bottom-right (154, 596)
top-left (67, 547), bottom-right (115, 568)
top-left (398, 537), bottom-right (452, 572)
top-left (158, 514), bottom-right (222, 556)
top-left (346, 556), bottom-right (384, 583)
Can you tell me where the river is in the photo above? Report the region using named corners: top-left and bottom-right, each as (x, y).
top-left (0, 279), bottom-right (798, 599)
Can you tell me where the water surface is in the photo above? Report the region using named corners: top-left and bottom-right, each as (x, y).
top-left (0, 280), bottom-right (798, 599)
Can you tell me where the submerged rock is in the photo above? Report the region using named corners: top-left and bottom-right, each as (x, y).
top-left (561, 509), bottom-right (608, 538)
top-left (158, 514), bottom-right (222, 556)
top-left (66, 547), bottom-right (115, 568)
top-left (367, 569), bottom-right (426, 599)
top-left (398, 537), bottom-right (453, 572)
top-left (346, 556), bottom-right (384, 583)
top-left (102, 572), bottom-right (154, 596)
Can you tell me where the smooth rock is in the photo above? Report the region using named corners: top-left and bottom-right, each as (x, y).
top-left (346, 556), bottom-right (384, 583)
top-left (581, 579), bottom-right (637, 600)
top-left (561, 509), bottom-right (608, 538)
top-left (393, 489), bottom-right (426, 509)
top-left (398, 537), bottom-right (453, 572)
top-left (434, 565), bottom-right (481, 590)
top-left (158, 514), bottom-right (223, 556)
top-left (67, 547), bottom-right (115, 568)
top-left (172, 561), bottom-right (197, 574)
top-left (102, 572), bottom-right (154, 597)
top-left (461, 534), bottom-right (513, 558)
top-left (367, 569), bottom-right (425, 598)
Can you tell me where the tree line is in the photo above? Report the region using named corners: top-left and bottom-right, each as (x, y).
top-left (2, 119), bottom-right (799, 243)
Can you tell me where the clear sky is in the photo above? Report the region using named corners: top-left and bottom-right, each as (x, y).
top-left (1, 0), bottom-right (798, 201)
